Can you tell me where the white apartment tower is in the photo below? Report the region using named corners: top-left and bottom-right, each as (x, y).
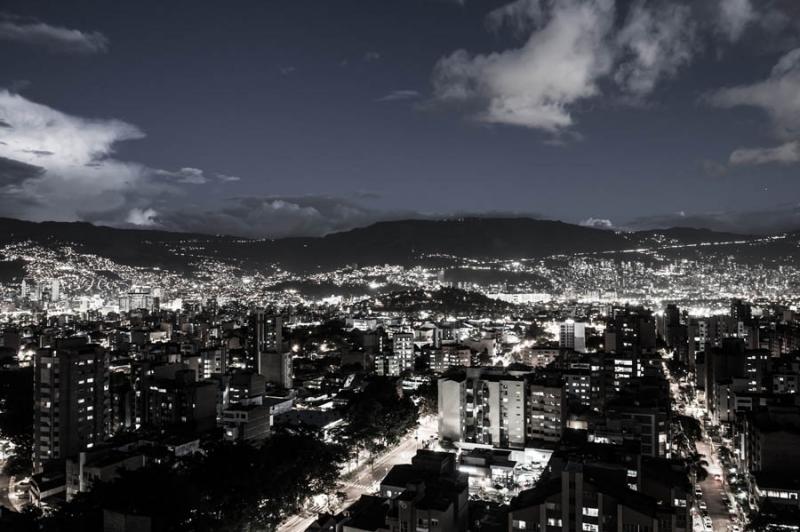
top-left (559, 320), bottom-right (587, 353)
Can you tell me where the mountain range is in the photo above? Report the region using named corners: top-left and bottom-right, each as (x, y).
top-left (0, 216), bottom-right (796, 274)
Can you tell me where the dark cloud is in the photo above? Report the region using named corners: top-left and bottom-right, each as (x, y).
top-left (364, 51), bottom-right (381, 62)
top-left (146, 197), bottom-right (547, 239)
top-left (376, 90), bottom-right (421, 102)
top-left (0, 156), bottom-right (45, 217)
top-left (22, 149), bottom-right (54, 157)
top-left (152, 196), bottom-right (424, 238)
top-left (0, 13), bottom-right (108, 54)
top-left (154, 167), bottom-right (208, 184)
top-left (354, 190), bottom-right (382, 200)
top-left (625, 205), bottom-right (800, 235)
top-left (0, 156), bottom-right (44, 187)
top-left (0, 118), bottom-right (11, 128)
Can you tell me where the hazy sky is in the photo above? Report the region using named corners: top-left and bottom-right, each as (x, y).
top-left (1, 0), bottom-right (799, 237)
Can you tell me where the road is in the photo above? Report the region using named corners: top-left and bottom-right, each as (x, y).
top-left (278, 415), bottom-right (438, 532)
top-left (0, 468), bottom-right (12, 511)
top-left (696, 440), bottom-right (732, 532)
top-left (662, 360), bottom-right (737, 532)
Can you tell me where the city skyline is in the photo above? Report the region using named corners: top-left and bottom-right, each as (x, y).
top-left (1, 0), bottom-right (800, 238)
top-left (4, 3), bottom-right (800, 530)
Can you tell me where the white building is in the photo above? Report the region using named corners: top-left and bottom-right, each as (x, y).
top-left (559, 320), bottom-right (586, 353)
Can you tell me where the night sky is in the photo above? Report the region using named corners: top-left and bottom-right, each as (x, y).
top-left (1, 0), bottom-right (799, 237)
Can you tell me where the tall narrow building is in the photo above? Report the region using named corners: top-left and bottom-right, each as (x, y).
top-left (33, 344), bottom-right (111, 472)
top-left (559, 320), bottom-right (586, 353)
top-left (249, 311), bottom-right (292, 388)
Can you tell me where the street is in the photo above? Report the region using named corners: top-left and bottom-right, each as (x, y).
top-left (278, 415), bottom-right (438, 532)
top-left (663, 361), bottom-right (739, 532)
top-left (696, 440), bottom-right (732, 532)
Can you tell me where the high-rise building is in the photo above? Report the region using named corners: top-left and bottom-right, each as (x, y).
top-left (392, 332), bottom-right (415, 373)
top-left (119, 286), bottom-right (157, 313)
top-left (50, 279), bottom-right (60, 302)
top-left (141, 368), bottom-right (217, 433)
top-left (438, 367), bottom-right (527, 449)
top-left (731, 298), bottom-right (753, 323)
top-left (526, 374), bottom-right (566, 444)
top-left (604, 306), bottom-right (656, 355)
top-left (33, 344), bottom-right (111, 472)
top-left (249, 312), bottom-right (283, 367)
top-left (559, 320), bottom-right (586, 353)
top-left (249, 312), bottom-right (292, 388)
top-left (228, 370), bottom-right (266, 405)
top-left (261, 351), bottom-right (293, 389)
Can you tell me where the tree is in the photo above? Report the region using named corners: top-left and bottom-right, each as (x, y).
top-left (677, 415), bottom-right (702, 443)
top-left (3, 434), bottom-right (32, 476)
top-left (51, 432), bottom-right (346, 531)
top-left (341, 377), bottom-right (419, 456)
top-left (414, 380), bottom-right (438, 416)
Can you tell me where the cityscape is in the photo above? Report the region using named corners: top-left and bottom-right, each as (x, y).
top-left (2, 1), bottom-right (800, 532)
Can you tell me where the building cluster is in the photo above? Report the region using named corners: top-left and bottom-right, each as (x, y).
top-left (0, 306), bottom-right (318, 509)
top-left (680, 301), bottom-right (800, 530)
top-left (3, 279), bottom-right (800, 531)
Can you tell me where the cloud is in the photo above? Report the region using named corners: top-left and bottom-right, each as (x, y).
top-left (708, 47), bottom-right (800, 164)
top-left (433, 0), bottom-right (702, 131)
top-left (22, 149), bottom-right (54, 157)
top-left (280, 66), bottom-right (296, 76)
top-left (0, 90), bottom-right (248, 226)
top-left (126, 207), bottom-right (159, 226)
top-left (376, 90), bottom-right (421, 102)
top-left (364, 51), bottom-right (381, 62)
top-left (485, 0), bottom-right (544, 36)
top-left (433, 0), bottom-right (617, 131)
top-left (729, 140), bottom-right (800, 165)
top-left (580, 217), bottom-right (614, 229)
top-left (154, 196), bottom-right (423, 238)
top-left (0, 90), bottom-right (155, 220)
top-left (717, 0), bottom-right (756, 42)
top-left (614, 1), bottom-right (696, 97)
top-left (432, 0), bottom-right (800, 134)
top-left (154, 167), bottom-right (244, 184)
top-left (355, 190), bottom-right (382, 200)
top-left (0, 13), bottom-right (108, 54)
top-left (155, 167), bottom-right (208, 184)
top-left (709, 48), bottom-right (800, 139)
top-left (0, 156), bottom-right (44, 187)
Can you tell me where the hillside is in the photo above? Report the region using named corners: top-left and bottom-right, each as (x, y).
top-left (1, 216), bottom-right (792, 273)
